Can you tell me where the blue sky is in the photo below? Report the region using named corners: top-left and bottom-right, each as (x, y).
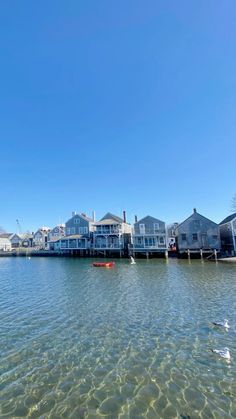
top-left (1, 0), bottom-right (236, 232)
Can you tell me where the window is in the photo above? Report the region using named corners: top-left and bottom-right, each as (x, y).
top-left (159, 236), bottom-right (165, 244)
top-left (181, 234), bottom-right (187, 241)
top-left (74, 218), bottom-right (80, 224)
top-left (66, 228), bottom-right (70, 235)
top-left (79, 227), bottom-right (83, 234)
top-left (84, 227), bottom-right (88, 234)
top-left (192, 233), bottom-right (198, 241)
top-left (70, 227), bottom-right (75, 234)
top-left (139, 224), bottom-right (145, 234)
top-left (154, 223), bottom-right (159, 231)
top-left (212, 235), bottom-right (218, 240)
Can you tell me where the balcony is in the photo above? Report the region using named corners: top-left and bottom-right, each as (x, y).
top-left (94, 227), bottom-right (122, 235)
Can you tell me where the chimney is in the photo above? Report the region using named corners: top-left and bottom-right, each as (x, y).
top-left (123, 210), bottom-right (126, 223)
top-left (72, 211), bottom-right (77, 217)
top-left (135, 215), bottom-right (138, 223)
top-left (193, 208), bottom-right (197, 213)
top-left (92, 211), bottom-right (96, 222)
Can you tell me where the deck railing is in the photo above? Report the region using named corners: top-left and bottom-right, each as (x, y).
top-left (94, 228), bottom-right (122, 235)
top-left (93, 243), bottom-right (122, 249)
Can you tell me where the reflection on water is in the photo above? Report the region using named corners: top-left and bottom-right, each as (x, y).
top-left (0, 257), bottom-right (236, 418)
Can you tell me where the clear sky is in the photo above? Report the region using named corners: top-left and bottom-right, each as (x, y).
top-left (1, 0), bottom-right (236, 232)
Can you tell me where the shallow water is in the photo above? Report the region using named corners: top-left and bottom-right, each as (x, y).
top-left (0, 257), bottom-right (236, 418)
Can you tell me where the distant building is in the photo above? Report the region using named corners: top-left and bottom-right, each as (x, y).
top-left (0, 233), bottom-right (13, 251)
top-left (219, 213), bottom-right (236, 256)
top-left (47, 224), bottom-right (65, 251)
top-left (10, 233), bottom-right (33, 248)
top-left (93, 212), bottom-right (131, 256)
top-left (21, 234), bottom-right (33, 248)
top-left (10, 234), bottom-right (24, 248)
top-left (48, 224), bottom-right (65, 241)
top-left (132, 215), bottom-right (167, 256)
top-left (33, 227), bottom-right (51, 249)
top-left (175, 208), bottom-right (220, 255)
top-left (59, 212), bottom-right (94, 253)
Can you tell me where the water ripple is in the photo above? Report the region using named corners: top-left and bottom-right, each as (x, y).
top-left (0, 257), bottom-right (236, 418)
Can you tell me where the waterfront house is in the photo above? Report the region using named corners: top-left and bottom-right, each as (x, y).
top-left (0, 233), bottom-right (13, 251)
top-left (59, 212), bottom-right (94, 254)
top-left (10, 233), bottom-right (23, 248)
top-left (33, 227), bottom-right (51, 249)
top-left (132, 215), bottom-right (167, 257)
top-left (48, 224), bottom-right (65, 241)
top-left (219, 213), bottom-right (236, 256)
top-left (10, 233), bottom-right (33, 248)
top-left (21, 234), bottom-right (33, 248)
top-left (175, 208), bottom-right (220, 256)
top-left (93, 212), bottom-right (132, 256)
top-left (47, 224), bottom-right (65, 251)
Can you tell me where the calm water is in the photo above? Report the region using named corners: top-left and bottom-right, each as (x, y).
top-left (0, 257), bottom-right (236, 419)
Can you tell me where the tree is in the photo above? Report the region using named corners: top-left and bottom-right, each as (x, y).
top-left (0, 226), bottom-right (5, 234)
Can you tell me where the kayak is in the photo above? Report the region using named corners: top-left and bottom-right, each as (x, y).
top-left (93, 262), bottom-right (115, 268)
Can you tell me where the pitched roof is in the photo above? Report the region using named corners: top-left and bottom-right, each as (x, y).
top-left (11, 233), bottom-right (33, 240)
top-left (177, 210), bottom-right (218, 228)
top-left (100, 212), bottom-right (124, 223)
top-left (219, 213), bottom-right (236, 225)
top-left (95, 219), bottom-right (122, 226)
top-left (0, 233), bottom-right (13, 239)
top-left (66, 213), bottom-right (93, 224)
top-left (135, 215), bottom-right (165, 225)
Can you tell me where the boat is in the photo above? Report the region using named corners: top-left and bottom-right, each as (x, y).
top-left (92, 261), bottom-right (115, 268)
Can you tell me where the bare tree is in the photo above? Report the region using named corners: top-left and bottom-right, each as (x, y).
top-left (0, 226), bottom-right (5, 234)
top-left (231, 194), bottom-right (236, 212)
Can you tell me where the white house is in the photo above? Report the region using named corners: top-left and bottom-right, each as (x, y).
top-left (0, 233), bottom-right (13, 251)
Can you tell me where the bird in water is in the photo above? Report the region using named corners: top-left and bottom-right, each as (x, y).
top-left (130, 256), bottom-right (136, 265)
top-left (212, 319), bottom-right (230, 330)
top-left (211, 347), bottom-right (231, 360)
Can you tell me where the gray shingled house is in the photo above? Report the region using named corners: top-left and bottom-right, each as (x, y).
top-left (132, 215), bottom-right (167, 257)
top-left (219, 213), bottom-right (236, 256)
top-left (175, 208), bottom-right (220, 256)
top-left (59, 212), bottom-right (94, 254)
